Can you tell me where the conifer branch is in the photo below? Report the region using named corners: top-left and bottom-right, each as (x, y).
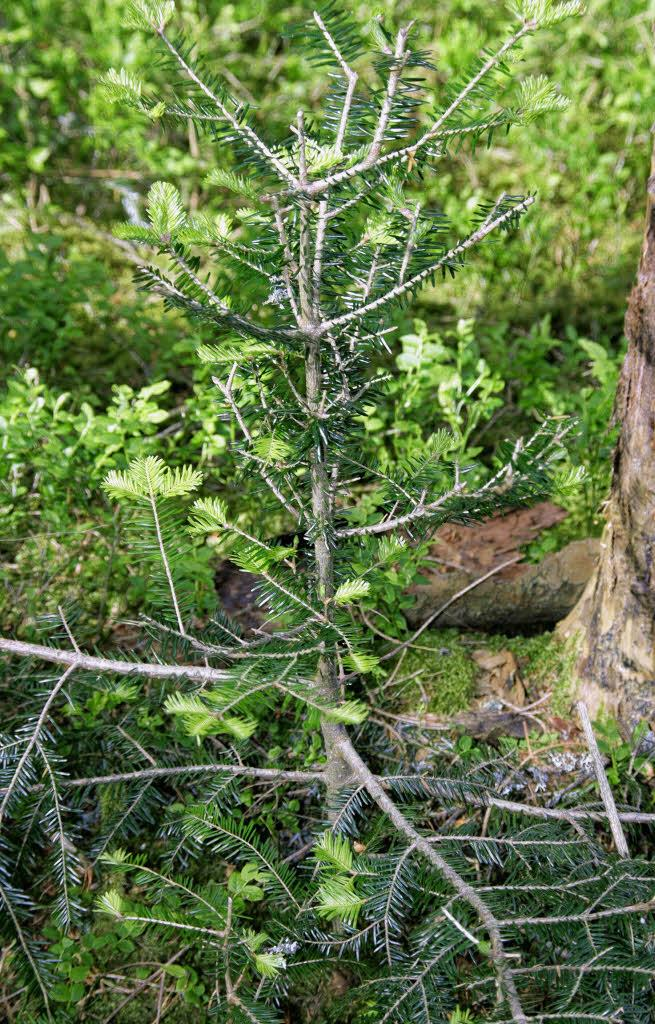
top-left (0, 638), bottom-right (230, 684)
top-left (156, 29), bottom-right (298, 188)
top-left (335, 729), bottom-right (528, 1024)
top-left (368, 25), bottom-right (413, 162)
top-left (36, 741), bottom-right (75, 927)
top-left (6, 752), bottom-right (655, 825)
top-left (336, 416), bottom-right (567, 538)
top-left (312, 198), bottom-right (329, 316)
top-left (312, 10), bottom-right (358, 152)
top-left (271, 199), bottom-right (301, 324)
top-left (322, 195), bottom-right (535, 333)
top-left (169, 251), bottom-right (282, 341)
top-left (0, 664), bottom-right (76, 824)
top-left (141, 615), bottom-right (324, 661)
top-left (304, 21), bottom-right (533, 195)
top-left (418, 23), bottom-right (534, 147)
top-left (0, 877), bottom-right (53, 1020)
top-left (398, 203), bottom-right (421, 285)
top-left (211, 366), bottom-right (304, 521)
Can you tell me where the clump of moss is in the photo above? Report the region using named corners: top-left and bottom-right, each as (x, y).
top-left (392, 628), bottom-right (577, 718)
top-left (396, 629), bottom-right (477, 715)
top-left (466, 629), bottom-right (578, 715)
top-left (531, 633), bottom-right (578, 716)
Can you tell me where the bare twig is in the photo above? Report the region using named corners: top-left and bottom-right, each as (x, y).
top-left (146, 473), bottom-right (186, 636)
top-left (577, 702), bottom-right (630, 858)
top-left (0, 637), bottom-right (230, 684)
top-left (57, 606), bottom-right (81, 653)
top-left (61, 763), bottom-right (322, 788)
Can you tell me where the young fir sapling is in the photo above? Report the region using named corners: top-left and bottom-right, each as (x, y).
top-left (2, 3), bottom-right (655, 1023)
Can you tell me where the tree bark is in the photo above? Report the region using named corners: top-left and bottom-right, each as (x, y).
top-left (306, 332), bottom-right (355, 797)
top-left (558, 140), bottom-right (655, 720)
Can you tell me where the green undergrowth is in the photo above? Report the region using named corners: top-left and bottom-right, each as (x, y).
top-left (44, 912), bottom-right (208, 1020)
top-left (397, 630), bottom-right (478, 715)
top-left (394, 628), bottom-right (578, 717)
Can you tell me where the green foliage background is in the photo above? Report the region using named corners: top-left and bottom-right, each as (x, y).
top-left (2, 0), bottom-right (653, 633)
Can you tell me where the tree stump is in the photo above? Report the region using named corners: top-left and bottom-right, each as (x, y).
top-left (558, 139), bottom-right (655, 719)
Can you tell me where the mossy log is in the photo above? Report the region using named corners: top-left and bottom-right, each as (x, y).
top-left (406, 538), bottom-right (599, 631)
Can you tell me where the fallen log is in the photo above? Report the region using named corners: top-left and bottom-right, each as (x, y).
top-left (213, 503), bottom-right (599, 634)
top-left (406, 538), bottom-right (599, 631)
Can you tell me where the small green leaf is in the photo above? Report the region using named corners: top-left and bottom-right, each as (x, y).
top-left (28, 77), bottom-right (55, 98)
top-left (163, 964), bottom-right (187, 978)
top-left (27, 146), bottom-right (51, 172)
top-left (69, 965), bottom-right (90, 982)
top-left (51, 982), bottom-right (74, 1003)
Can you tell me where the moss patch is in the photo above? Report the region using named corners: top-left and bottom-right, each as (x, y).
top-left (396, 629), bottom-right (477, 715)
top-left (471, 629), bottom-right (578, 715)
top-left (393, 628), bottom-right (578, 717)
